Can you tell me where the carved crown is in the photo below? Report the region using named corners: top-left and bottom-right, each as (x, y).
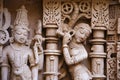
top-left (13, 5), bottom-right (29, 31)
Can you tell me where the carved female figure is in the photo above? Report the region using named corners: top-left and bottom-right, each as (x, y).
top-left (62, 23), bottom-right (92, 80)
top-left (1, 6), bottom-right (37, 80)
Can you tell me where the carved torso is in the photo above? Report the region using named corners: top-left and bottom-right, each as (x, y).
top-left (8, 44), bottom-right (29, 68)
top-left (2, 44), bottom-right (34, 80)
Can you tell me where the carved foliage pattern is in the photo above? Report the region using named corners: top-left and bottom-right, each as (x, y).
top-left (92, 0), bottom-right (109, 28)
top-left (43, 0), bottom-right (61, 26)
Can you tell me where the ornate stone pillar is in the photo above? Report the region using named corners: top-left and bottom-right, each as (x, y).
top-left (44, 24), bottom-right (60, 80)
top-left (90, 27), bottom-right (106, 80)
top-left (43, 0), bottom-right (61, 80)
top-left (91, 0), bottom-right (109, 79)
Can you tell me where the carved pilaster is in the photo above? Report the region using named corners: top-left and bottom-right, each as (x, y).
top-left (91, 0), bottom-right (109, 79)
top-left (43, 0), bottom-right (61, 80)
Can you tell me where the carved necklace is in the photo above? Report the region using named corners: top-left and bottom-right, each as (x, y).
top-left (10, 44), bottom-right (25, 68)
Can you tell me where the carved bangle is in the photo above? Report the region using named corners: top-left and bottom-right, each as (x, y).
top-left (63, 44), bottom-right (68, 48)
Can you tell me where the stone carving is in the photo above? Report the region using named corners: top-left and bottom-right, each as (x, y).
top-left (61, 23), bottom-right (92, 80)
top-left (43, 1), bottom-right (61, 80)
top-left (1, 6), bottom-right (38, 80)
top-left (106, 4), bottom-right (120, 80)
top-left (92, 0), bottom-right (109, 28)
top-left (61, 1), bottom-right (91, 28)
top-left (33, 20), bottom-right (44, 70)
top-left (107, 43), bottom-right (117, 80)
top-left (43, 0), bottom-right (61, 27)
top-left (32, 20), bottom-right (44, 80)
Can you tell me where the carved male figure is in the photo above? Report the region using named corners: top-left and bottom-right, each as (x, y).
top-left (62, 23), bottom-right (92, 80)
top-left (1, 6), bottom-right (38, 80)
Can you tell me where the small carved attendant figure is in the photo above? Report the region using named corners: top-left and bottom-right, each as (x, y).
top-left (62, 23), bottom-right (92, 80)
top-left (1, 6), bottom-right (37, 80)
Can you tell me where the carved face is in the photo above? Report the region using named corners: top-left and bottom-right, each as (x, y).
top-left (74, 26), bottom-right (89, 43)
top-left (75, 29), bottom-right (87, 43)
top-left (14, 27), bottom-right (28, 44)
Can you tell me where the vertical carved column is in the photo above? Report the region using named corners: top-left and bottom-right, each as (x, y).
top-left (43, 0), bottom-right (61, 80)
top-left (91, 0), bottom-right (109, 79)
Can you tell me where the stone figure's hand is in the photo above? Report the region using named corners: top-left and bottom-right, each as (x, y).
top-left (63, 33), bottom-right (72, 45)
top-left (33, 35), bottom-right (43, 43)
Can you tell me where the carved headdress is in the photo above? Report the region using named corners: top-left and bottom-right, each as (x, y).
top-left (13, 5), bottom-right (29, 31)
